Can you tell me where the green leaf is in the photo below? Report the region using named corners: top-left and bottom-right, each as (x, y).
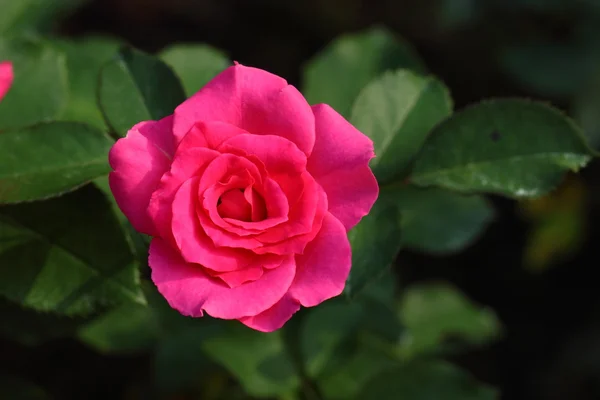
top-left (357, 360), bottom-right (498, 400)
top-left (391, 185), bottom-right (494, 254)
top-left (78, 302), bottom-right (158, 354)
top-left (317, 347), bottom-right (396, 400)
top-left (0, 375), bottom-right (50, 400)
top-left (0, 38), bottom-right (68, 130)
top-left (202, 324), bottom-right (300, 397)
top-left (0, 184), bottom-right (145, 315)
top-left (0, 0), bottom-right (88, 34)
top-left (98, 47), bottom-right (187, 136)
top-left (350, 69), bottom-right (452, 183)
top-left (159, 44), bottom-right (230, 96)
top-left (0, 122), bottom-right (114, 204)
top-left (155, 323), bottom-right (225, 395)
top-left (303, 27), bottom-right (425, 118)
top-left (398, 283), bottom-right (501, 359)
top-left (301, 300), bottom-right (364, 378)
top-left (345, 188), bottom-right (402, 298)
top-left (411, 99), bottom-right (593, 197)
top-left (50, 36), bottom-right (121, 129)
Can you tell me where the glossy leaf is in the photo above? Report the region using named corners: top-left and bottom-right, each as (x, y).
top-left (351, 69), bottom-right (452, 182)
top-left (303, 27), bottom-right (425, 118)
top-left (159, 44), bottom-right (230, 96)
top-left (51, 36), bottom-right (121, 129)
top-left (411, 99), bottom-right (593, 197)
top-left (345, 188), bottom-right (402, 298)
top-left (98, 47), bottom-right (186, 136)
top-left (0, 185), bottom-right (145, 315)
top-left (391, 185), bottom-right (494, 254)
top-left (398, 283), bottom-right (501, 358)
top-left (78, 302), bottom-right (158, 354)
top-left (0, 122), bottom-right (114, 203)
top-left (0, 38), bottom-right (68, 129)
top-left (357, 360), bottom-right (498, 400)
top-left (202, 324), bottom-right (300, 397)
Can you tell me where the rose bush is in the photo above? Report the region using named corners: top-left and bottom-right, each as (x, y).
top-left (0, 61), bottom-right (13, 101)
top-left (109, 64), bottom-right (378, 331)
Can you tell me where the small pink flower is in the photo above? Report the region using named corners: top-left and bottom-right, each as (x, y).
top-left (109, 64), bottom-right (378, 331)
top-left (0, 61), bottom-right (13, 101)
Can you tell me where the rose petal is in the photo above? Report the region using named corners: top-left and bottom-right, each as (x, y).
top-left (253, 183), bottom-right (327, 255)
top-left (109, 116), bottom-right (176, 235)
top-left (217, 266), bottom-right (264, 288)
top-left (173, 64), bottom-right (315, 156)
top-left (172, 177), bottom-right (257, 269)
top-left (177, 121), bottom-right (249, 151)
top-left (254, 173), bottom-right (323, 245)
top-left (0, 61), bottom-right (13, 101)
top-left (218, 189), bottom-right (252, 221)
top-left (289, 213), bottom-right (351, 307)
top-left (220, 134), bottom-right (307, 176)
top-left (308, 104), bottom-right (379, 230)
top-left (147, 147), bottom-right (220, 238)
top-left (239, 294), bottom-right (300, 332)
top-left (198, 153), bottom-right (263, 193)
top-left (149, 238), bottom-right (296, 319)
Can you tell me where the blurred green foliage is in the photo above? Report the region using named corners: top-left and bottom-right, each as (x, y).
top-left (1, 1), bottom-right (600, 399)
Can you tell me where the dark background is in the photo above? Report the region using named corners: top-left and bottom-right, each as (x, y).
top-left (4, 0), bottom-right (600, 399)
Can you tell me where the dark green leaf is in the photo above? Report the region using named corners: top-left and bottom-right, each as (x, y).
top-left (0, 122), bottom-right (113, 203)
top-left (98, 47), bottom-right (186, 136)
top-left (391, 185), bottom-right (494, 254)
top-left (0, 38), bottom-right (68, 129)
top-left (411, 99), bottom-right (593, 197)
top-left (78, 302), bottom-right (158, 354)
top-left (0, 185), bottom-right (145, 315)
top-left (50, 36), bottom-right (121, 129)
top-left (398, 283), bottom-right (501, 358)
top-left (303, 27), bottom-right (425, 118)
top-left (159, 44), bottom-right (230, 96)
top-left (317, 348), bottom-right (396, 400)
top-left (301, 300), bottom-right (364, 378)
top-left (345, 188), bottom-right (402, 298)
top-left (202, 323), bottom-right (300, 397)
top-left (351, 69), bottom-right (452, 183)
top-left (357, 360), bottom-right (498, 400)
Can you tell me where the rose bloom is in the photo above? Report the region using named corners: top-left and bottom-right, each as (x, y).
top-left (0, 61), bottom-right (13, 101)
top-left (110, 64), bottom-right (378, 331)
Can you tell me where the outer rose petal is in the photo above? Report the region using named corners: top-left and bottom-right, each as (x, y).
top-left (239, 294), bottom-right (300, 332)
top-left (178, 121), bottom-right (248, 151)
top-left (173, 64), bottom-right (315, 156)
top-left (289, 213), bottom-right (351, 307)
top-left (0, 61), bottom-right (13, 101)
top-left (149, 238), bottom-right (296, 319)
top-left (109, 116), bottom-right (176, 235)
top-left (308, 104), bottom-right (379, 230)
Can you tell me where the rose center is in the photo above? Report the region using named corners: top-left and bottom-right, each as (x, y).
top-left (217, 189), bottom-right (252, 221)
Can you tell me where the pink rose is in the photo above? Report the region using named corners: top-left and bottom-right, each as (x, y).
top-left (0, 61), bottom-right (13, 101)
top-left (109, 64), bottom-right (378, 331)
